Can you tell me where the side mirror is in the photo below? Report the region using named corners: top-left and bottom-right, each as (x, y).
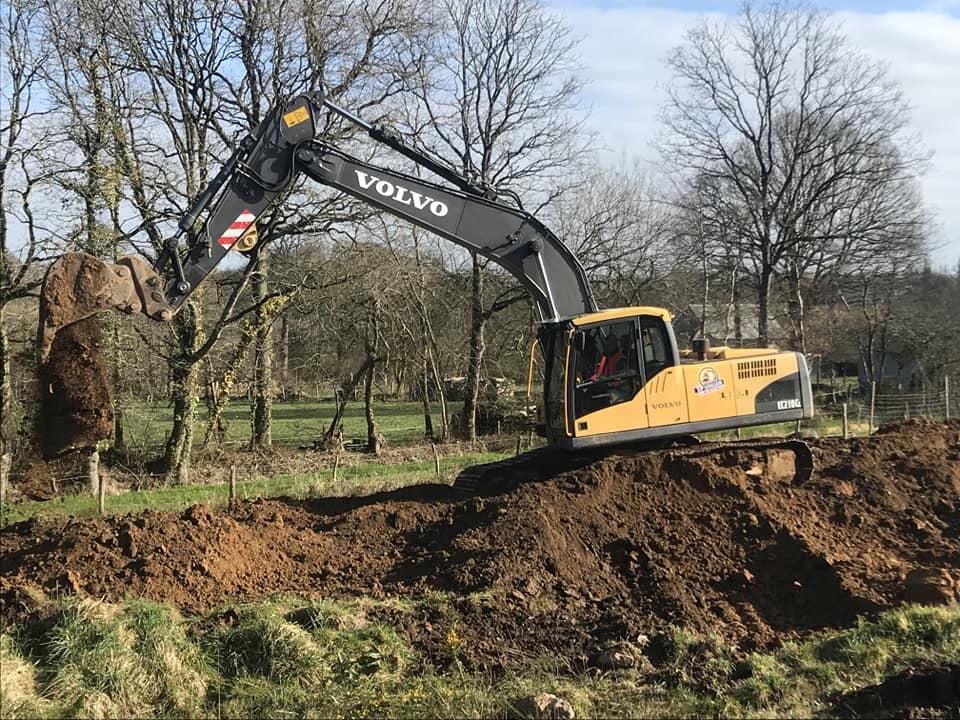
top-left (573, 331), bottom-right (587, 353)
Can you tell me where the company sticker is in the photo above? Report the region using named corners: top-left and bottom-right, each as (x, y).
top-left (693, 366), bottom-right (725, 396)
top-left (282, 106), bottom-right (310, 128)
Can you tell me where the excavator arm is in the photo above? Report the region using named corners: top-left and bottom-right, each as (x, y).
top-left (37, 92), bottom-right (596, 453)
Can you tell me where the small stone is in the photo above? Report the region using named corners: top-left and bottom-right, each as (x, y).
top-left (742, 568), bottom-right (754, 583)
top-left (592, 649), bottom-right (635, 670)
top-left (511, 692), bottom-right (575, 720)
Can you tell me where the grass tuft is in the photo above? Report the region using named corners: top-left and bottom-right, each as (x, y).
top-left (0, 633), bottom-right (50, 719)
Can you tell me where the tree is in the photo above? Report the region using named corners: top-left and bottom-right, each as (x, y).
top-left (0, 0), bottom-right (58, 459)
top-left (407, 0), bottom-right (587, 439)
top-left (216, 0), bottom-right (426, 450)
top-left (548, 160), bottom-right (672, 310)
top-left (660, 1), bottom-right (928, 346)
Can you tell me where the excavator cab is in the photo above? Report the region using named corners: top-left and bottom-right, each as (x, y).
top-left (541, 308), bottom-right (814, 450)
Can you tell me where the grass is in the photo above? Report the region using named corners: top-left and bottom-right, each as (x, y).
top-left (118, 399), bottom-right (462, 450)
top-left (0, 450), bottom-right (507, 527)
top-left (2, 596), bottom-right (957, 719)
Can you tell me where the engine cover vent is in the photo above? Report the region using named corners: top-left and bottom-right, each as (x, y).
top-left (737, 358), bottom-right (777, 380)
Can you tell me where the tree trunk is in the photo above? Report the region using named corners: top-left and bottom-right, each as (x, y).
top-left (281, 313), bottom-right (290, 399)
top-left (420, 364), bottom-right (434, 440)
top-left (203, 319), bottom-right (257, 450)
top-left (323, 358), bottom-right (372, 447)
top-left (0, 305), bottom-right (11, 458)
top-left (162, 303), bottom-right (201, 483)
top-left (789, 259), bottom-right (806, 353)
top-left (251, 252), bottom-right (272, 449)
top-left (364, 353), bottom-right (380, 454)
top-left (364, 298), bottom-right (382, 454)
top-left (461, 254), bottom-right (486, 440)
top-left (757, 264), bottom-right (773, 346)
top-left (112, 319), bottom-right (125, 450)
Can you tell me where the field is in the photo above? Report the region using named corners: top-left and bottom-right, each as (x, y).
top-left (119, 398), bottom-right (464, 449)
top-left (2, 417), bottom-right (959, 717)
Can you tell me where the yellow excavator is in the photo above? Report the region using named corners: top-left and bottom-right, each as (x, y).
top-left (37, 92), bottom-right (813, 458)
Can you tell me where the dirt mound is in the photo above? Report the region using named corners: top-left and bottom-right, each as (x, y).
top-left (2, 421), bottom-right (959, 666)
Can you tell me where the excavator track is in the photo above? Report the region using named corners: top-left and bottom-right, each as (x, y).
top-left (451, 436), bottom-right (814, 496)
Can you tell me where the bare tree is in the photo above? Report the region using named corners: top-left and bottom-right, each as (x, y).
top-left (660, 1), bottom-right (929, 346)
top-left (407, 0), bottom-right (587, 439)
top-left (0, 0), bottom-right (59, 458)
top-left (216, 0), bottom-right (426, 450)
top-left (548, 160), bottom-right (672, 310)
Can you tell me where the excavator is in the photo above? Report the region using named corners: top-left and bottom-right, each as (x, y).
top-left (37, 92), bottom-right (814, 475)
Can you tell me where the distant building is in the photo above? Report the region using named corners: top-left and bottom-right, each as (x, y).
top-left (673, 303), bottom-right (785, 348)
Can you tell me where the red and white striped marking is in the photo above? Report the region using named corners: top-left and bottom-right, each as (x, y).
top-left (217, 210), bottom-right (256, 248)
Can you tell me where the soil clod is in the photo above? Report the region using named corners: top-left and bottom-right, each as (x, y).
top-left (37, 316), bottom-right (114, 457)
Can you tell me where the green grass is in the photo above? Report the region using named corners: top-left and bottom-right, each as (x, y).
top-left (118, 399), bottom-right (462, 450)
top-left (0, 451), bottom-right (506, 527)
top-left (2, 597), bottom-right (957, 719)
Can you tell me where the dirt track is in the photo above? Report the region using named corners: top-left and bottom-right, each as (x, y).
top-left (2, 420), bottom-right (959, 666)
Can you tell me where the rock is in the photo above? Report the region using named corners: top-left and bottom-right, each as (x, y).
top-left (511, 693), bottom-right (575, 720)
top-left (590, 640), bottom-right (652, 671)
top-left (592, 648), bottom-right (635, 670)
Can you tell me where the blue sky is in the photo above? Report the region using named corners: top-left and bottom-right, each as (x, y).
top-left (551, 0), bottom-right (960, 268)
top-left (582, 0), bottom-right (959, 13)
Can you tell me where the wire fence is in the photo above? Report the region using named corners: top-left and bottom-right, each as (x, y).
top-left (813, 378), bottom-right (956, 434)
top-left (2, 377), bottom-right (956, 507)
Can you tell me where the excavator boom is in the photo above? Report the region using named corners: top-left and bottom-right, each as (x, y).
top-left (36, 92), bottom-right (596, 455)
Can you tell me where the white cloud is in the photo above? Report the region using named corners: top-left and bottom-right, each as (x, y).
top-left (553, 2), bottom-right (960, 268)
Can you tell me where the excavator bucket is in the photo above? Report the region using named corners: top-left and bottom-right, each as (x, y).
top-left (37, 252), bottom-right (170, 457)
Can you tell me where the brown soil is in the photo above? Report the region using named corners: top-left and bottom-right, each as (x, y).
top-left (2, 420), bottom-right (959, 668)
top-left (37, 316), bottom-right (114, 457)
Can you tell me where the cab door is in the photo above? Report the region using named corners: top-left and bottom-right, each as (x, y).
top-left (570, 319), bottom-right (649, 437)
top-left (639, 316), bottom-right (689, 427)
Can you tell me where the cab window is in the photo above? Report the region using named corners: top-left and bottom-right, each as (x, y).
top-left (573, 320), bottom-right (641, 418)
top-left (639, 317), bottom-right (671, 380)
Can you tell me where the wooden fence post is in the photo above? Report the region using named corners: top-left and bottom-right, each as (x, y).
top-left (842, 403), bottom-right (848, 439)
top-left (88, 451), bottom-right (103, 514)
top-left (946, 376), bottom-right (951, 420)
top-left (869, 382), bottom-right (876, 433)
top-left (229, 465), bottom-right (237, 501)
top-left (332, 451), bottom-right (341, 484)
top-left (432, 443), bottom-right (441, 476)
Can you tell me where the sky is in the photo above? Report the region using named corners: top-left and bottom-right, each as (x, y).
top-left (549, 0), bottom-right (960, 269)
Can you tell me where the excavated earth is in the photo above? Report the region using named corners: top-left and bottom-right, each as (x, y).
top-left (2, 420), bottom-right (959, 668)
top-left (37, 315), bottom-right (113, 458)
